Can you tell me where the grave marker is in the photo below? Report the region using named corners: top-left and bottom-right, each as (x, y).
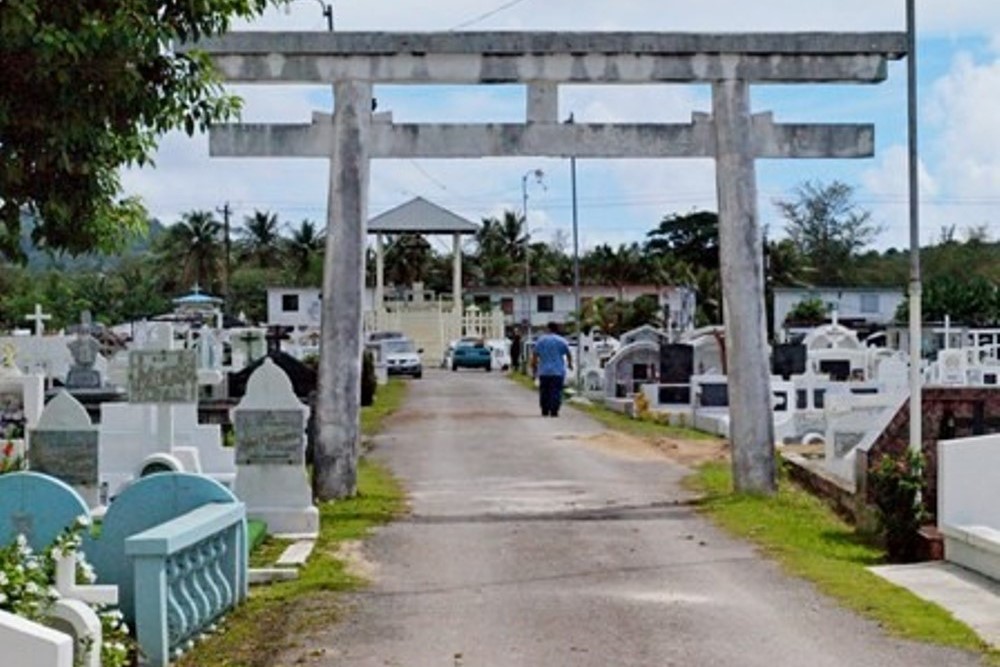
top-left (127, 349), bottom-right (198, 403)
top-left (29, 391), bottom-right (100, 507)
top-left (232, 359), bottom-right (318, 537)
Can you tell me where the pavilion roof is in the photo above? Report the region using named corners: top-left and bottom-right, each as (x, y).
top-left (368, 197), bottom-right (478, 235)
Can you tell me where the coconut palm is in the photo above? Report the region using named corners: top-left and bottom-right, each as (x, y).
top-left (238, 209), bottom-right (283, 269)
top-left (155, 210), bottom-right (223, 291)
top-left (285, 219), bottom-right (326, 276)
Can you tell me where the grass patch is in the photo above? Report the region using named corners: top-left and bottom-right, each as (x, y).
top-left (572, 400), bottom-right (719, 442)
top-left (361, 379), bottom-right (407, 436)
top-left (689, 462), bottom-right (998, 659)
top-left (177, 383), bottom-right (409, 667)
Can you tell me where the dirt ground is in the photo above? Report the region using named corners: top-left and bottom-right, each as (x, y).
top-left (574, 429), bottom-right (731, 467)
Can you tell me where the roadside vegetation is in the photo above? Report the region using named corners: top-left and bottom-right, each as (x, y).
top-left (690, 463), bottom-right (996, 660)
top-left (178, 380), bottom-right (408, 667)
top-left (544, 385), bottom-right (998, 661)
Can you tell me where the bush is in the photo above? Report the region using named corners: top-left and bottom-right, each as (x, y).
top-left (869, 449), bottom-right (927, 563)
top-left (361, 350), bottom-right (377, 407)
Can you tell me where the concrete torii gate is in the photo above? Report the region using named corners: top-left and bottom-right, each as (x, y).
top-left (194, 31), bottom-right (906, 498)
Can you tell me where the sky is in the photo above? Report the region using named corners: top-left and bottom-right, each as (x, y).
top-left (120, 1), bottom-right (1000, 256)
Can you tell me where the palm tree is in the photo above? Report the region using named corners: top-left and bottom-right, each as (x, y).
top-left (384, 234), bottom-right (433, 287)
top-left (285, 219), bottom-right (325, 276)
top-left (155, 210), bottom-right (223, 291)
top-left (238, 209), bottom-right (282, 269)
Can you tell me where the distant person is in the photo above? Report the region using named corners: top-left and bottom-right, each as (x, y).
top-left (510, 331), bottom-right (522, 371)
top-left (532, 321), bottom-right (572, 417)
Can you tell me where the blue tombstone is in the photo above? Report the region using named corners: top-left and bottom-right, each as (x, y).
top-left (0, 471), bottom-right (90, 552)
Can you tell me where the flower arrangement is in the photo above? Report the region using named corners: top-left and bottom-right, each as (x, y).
top-left (0, 516), bottom-right (135, 667)
top-left (0, 440), bottom-right (23, 474)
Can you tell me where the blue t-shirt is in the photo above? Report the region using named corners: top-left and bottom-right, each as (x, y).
top-left (534, 333), bottom-right (570, 377)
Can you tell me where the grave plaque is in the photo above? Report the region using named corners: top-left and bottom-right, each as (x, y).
top-left (700, 383), bottom-right (729, 408)
top-left (660, 344), bottom-right (694, 384)
top-left (128, 350), bottom-right (198, 403)
top-left (29, 430), bottom-right (99, 486)
top-left (235, 410), bottom-right (305, 465)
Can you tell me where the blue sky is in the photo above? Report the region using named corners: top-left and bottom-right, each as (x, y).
top-left (122, 1), bottom-right (1000, 256)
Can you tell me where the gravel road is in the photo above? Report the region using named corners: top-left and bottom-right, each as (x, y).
top-left (277, 369), bottom-right (981, 666)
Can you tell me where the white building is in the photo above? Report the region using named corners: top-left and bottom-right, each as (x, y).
top-left (773, 286), bottom-right (905, 334)
top-left (464, 284), bottom-right (696, 332)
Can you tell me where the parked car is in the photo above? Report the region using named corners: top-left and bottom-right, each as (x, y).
top-left (379, 337), bottom-right (423, 379)
top-left (451, 339), bottom-right (492, 372)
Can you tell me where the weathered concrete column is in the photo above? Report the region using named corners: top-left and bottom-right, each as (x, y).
top-left (712, 77), bottom-right (775, 494)
top-left (452, 232), bottom-right (463, 314)
top-left (375, 232), bottom-right (385, 320)
top-left (315, 80), bottom-right (372, 500)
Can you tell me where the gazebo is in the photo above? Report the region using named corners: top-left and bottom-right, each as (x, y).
top-left (368, 197), bottom-right (478, 314)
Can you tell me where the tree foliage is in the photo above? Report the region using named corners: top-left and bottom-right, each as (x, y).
top-left (0, 0), bottom-right (271, 261)
top-left (776, 180), bottom-right (881, 285)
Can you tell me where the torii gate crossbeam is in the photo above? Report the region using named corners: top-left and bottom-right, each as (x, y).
top-left (193, 31), bottom-right (907, 498)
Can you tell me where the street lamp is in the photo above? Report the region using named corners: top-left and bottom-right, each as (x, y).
top-left (521, 168), bottom-right (545, 356)
top-left (285, 0), bottom-right (333, 30)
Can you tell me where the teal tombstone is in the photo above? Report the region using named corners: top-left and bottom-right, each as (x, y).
top-left (0, 471), bottom-right (89, 551)
top-left (84, 472), bottom-right (246, 628)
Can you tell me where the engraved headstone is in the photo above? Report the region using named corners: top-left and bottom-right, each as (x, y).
top-left (234, 410), bottom-right (305, 466)
top-left (127, 350), bottom-right (198, 403)
top-left (28, 391), bottom-right (100, 507)
top-left (232, 359), bottom-right (317, 537)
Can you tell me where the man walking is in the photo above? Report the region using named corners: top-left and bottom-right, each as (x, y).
top-left (532, 321), bottom-right (573, 417)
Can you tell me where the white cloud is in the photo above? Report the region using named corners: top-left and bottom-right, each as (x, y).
top-left (121, 1), bottom-right (1000, 255)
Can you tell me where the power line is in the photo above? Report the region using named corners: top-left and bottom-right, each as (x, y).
top-left (450, 0), bottom-right (532, 30)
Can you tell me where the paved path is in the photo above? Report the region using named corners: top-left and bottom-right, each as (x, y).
top-left (281, 369), bottom-right (981, 666)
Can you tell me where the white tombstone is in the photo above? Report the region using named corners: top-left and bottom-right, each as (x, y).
top-left (29, 391), bottom-right (101, 508)
top-left (0, 347), bottom-right (45, 463)
top-left (232, 359), bottom-right (318, 538)
top-left (99, 322), bottom-right (234, 498)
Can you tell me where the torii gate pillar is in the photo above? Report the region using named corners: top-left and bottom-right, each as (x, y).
top-left (713, 79), bottom-right (774, 492)
top-left (314, 80), bottom-right (372, 499)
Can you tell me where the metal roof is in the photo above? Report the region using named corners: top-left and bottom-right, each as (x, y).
top-left (368, 197), bottom-right (478, 235)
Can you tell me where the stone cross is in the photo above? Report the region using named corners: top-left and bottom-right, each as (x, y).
top-left (24, 303), bottom-right (51, 337)
top-left (194, 31), bottom-right (907, 495)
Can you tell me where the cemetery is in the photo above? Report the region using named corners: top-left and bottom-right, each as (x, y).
top-left (0, 301), bottom-right (325, 665)
top-left (8, 1), bottom-right (1000, 663)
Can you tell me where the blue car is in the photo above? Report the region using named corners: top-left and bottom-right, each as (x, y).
top-left (451, 340), bottom-right (492, 371)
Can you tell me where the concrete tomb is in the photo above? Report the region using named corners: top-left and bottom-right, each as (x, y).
top-left (232, 358), bottom-right (319, 537)
top-left (28, 391), bottom-right (100, 508)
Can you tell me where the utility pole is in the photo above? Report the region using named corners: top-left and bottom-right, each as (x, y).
top-left (216, 202), bottom-right (232, 315)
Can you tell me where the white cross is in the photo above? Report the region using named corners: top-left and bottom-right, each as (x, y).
top-left (24, 303), bottom-right (52, 337)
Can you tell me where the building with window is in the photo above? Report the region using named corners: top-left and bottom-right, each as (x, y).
top-left (773, 286), bottom-right (905, 335)
top-left (464, 284), bottom-right (697, 333)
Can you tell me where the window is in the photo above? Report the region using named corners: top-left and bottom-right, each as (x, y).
top-left (281, 294), bottom-right (299, 312)
top-left (860, 293), bottom-right (880, 314)
top-left (501, 297), bottom-right (514, 315)
top-left (537, 294), bottom-right (554, 313)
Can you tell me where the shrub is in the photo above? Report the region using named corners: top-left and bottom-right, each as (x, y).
top-left (869, 449), bottom-right (927, 563)
top-left (0, 517), bottom-right (135, 666)
top-left (361, 350), bottom-right (377, 407)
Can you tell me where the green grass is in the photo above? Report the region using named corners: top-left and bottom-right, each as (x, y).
top-left (689, 462), bottom-right (998, 660)
top-left (361, 379), bottom-right (408, 437)
top-left (177, 383), bottom-right (409, 667)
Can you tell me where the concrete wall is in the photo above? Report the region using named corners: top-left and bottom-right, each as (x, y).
top-left (0, 610), bottom-right (74, 667)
